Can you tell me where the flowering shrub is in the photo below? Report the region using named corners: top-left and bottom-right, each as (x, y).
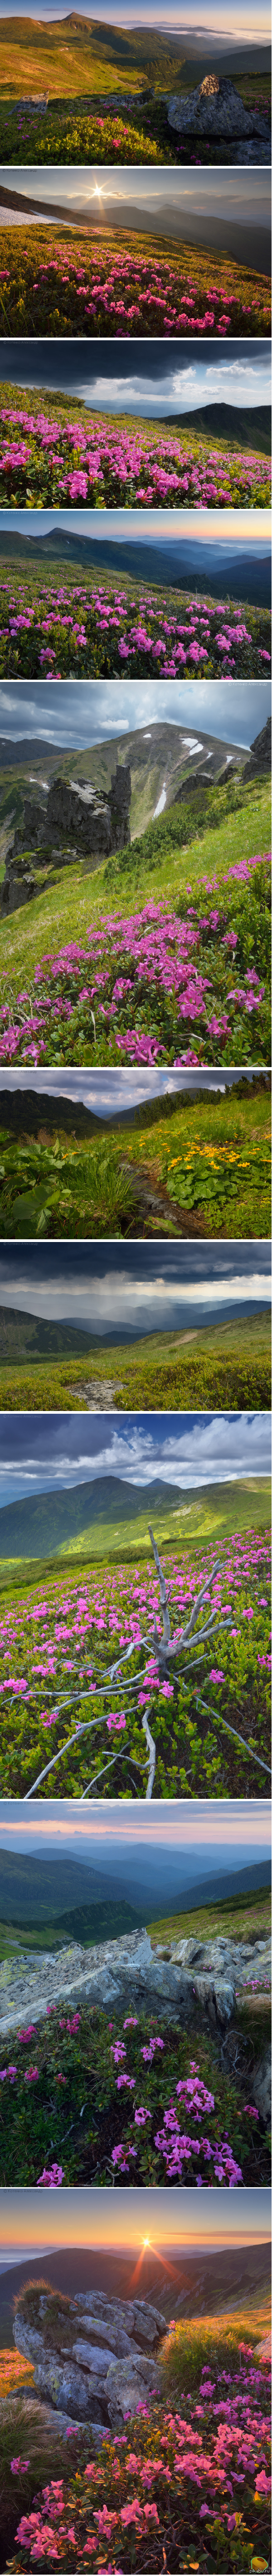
top-left (0, 101), bottom-right (167, 164)
top-left (0, 404), bottom-right (270, 509)
top-left (0, 82), bottom-right (270, 166)
top-left (1, 1998), bottom-right (267, 2189)
top-left (0, 224), bottom-right (269, 338)
top-left (0, 1525), bottom-right (270, 1801)
top-left (10, 2341), bottom-right (272, 2573)
top-left (0, 562), bottom-right (270, 680)
top-left (0, 871), bottom-right (269, 1069)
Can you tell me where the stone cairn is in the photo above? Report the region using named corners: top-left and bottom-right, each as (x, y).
top-left (14, 2283), bottom-right (168, 2447)
top-left (0, 759), bottom-right (131, 916)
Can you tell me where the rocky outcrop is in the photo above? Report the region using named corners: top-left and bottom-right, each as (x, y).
top-left (0, 760), bottom-right (131, 914)
top-left (0, 1923), bottom-right (243, 2042)
top-left (14, 2289), bottom-right (168, 2436)
top-left (1, 1925), bottom-right (270, 2049)
top-left (167, 73), bottom-right (268, 140)
top-left (243, 715), bottom-right (272, 781)
top-left (252, 2044), bottom-right (271, 2126)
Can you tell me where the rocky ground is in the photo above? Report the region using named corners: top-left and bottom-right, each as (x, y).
top-left (0, 1923), bottom-right (270, 2041)
top-left (13, 2286), bottom-right (168, 2443)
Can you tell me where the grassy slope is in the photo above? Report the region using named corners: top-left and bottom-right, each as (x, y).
top-left (148, 1883), bottom-right (271, 1942)
top-left (0, 22), bottom-right (270, 96)
top-left (0, 773), bottom-right (270, 1015)
top-left (0, 1482), bottom-right (270, 1588)
top-left (0, 20), bottom-right (189, 97)
top-left (0, 1882), bottom-right (270, 1961)
top-left (0, 1311), bottom-right (271, 1414)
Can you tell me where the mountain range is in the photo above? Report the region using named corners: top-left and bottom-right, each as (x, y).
top-left (0, 527), bottom-right (269, 604)
top-left (168, 401), bottom-right (271, 457)
top-left (0, 2238), bottom-right (270, 2352)
top-left (0, 1472), bottom-right (270, 1563)
top-left (0, 1845), bottom-right (269, 1932)
top-left (1, 181), bottom-right (269, 276)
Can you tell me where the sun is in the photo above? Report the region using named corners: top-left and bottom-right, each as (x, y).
top-left (143, 2237), bottom-right (150, 2247)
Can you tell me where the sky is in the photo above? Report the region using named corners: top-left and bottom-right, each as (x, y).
top-left (0, 1243), bottom-right (270, 1339)
top-left (0, 678), bottom-right (270, 747)
top-left (0, 2188), bottom-right (270, 2271)
top-left (3, 506), bottom-right (270, 553)
top-left (1, 168), bottom-right (270, 239)
top-left (0, 1796), bottom-right (270, 1870)
top-left (0, 1069), bottom-right (263, 1112)
top-left (3, 339), bottom-right (271, 415)
top-left (0, 1410), bottom-right (270, 1508)
top-left (0, 0), bottom-right (269, 31)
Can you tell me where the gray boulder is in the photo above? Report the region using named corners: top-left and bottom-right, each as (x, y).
top-left (34, 2359), bottom-right (107, 2421)
top-left (105, 2353), bottom-right (160, 2427)
top-left (13, 2286), bottom-right (168, 2442)
top-left (72, 2339), bottom-right (117, 2373)
top-left (244, 715), bottom-right (272, 781)
top-left (167, 74), bottom-right (258, 137)
top-left (252, 2045), bottom-right (272, 2127)
top-left (71, 2313), bottom-right (134, 2358)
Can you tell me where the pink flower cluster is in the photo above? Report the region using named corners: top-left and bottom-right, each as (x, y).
top-left (1, 402), bottom-right (269, 509)
top-left (0, 883), bottom-right (267, 1069)
top-left (14, 2352), bottom-right (272, 2566)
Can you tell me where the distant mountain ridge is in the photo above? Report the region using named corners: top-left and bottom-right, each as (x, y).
top-left (167, 401), bottom-right (271, 458)
top-left (0, 527), bottom-right (269, 604)
top-left (0, 2239), bottom-right (270, 2353)
top-left (0, 1471), bottom-right (270, 1563)
top-left (0, 1846), bottom-right (269, 1930)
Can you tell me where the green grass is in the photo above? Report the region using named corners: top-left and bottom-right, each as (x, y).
top-left (0, 18), bottom-right (189, 97)
top-left (0, 78), bottom-right (270, 165)
top-left (162, 2309), bottom-right (272, 2404)
top-left (0, 773), bottom-right (270, 1068)
top-left (0, 1312), bottom-right (270, 1413)
top-left (0, 1074), bottom-right (270, 1261)
top-left (0, 1484), bottom-right (271, 1586)
top-left (148, 1881), bottom-right (272, 1945)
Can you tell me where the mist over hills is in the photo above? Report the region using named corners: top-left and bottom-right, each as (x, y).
top-left (0, 1845), bottom-right (269, 1933)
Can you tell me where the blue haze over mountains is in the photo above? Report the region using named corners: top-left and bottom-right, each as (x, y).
top-left (0, 1840), bottom-right (269, 1926)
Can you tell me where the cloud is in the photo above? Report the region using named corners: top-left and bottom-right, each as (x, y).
top-left (0, 678), bottom-right (271, 749)
top-left (4, 340), bottom-right (272, 416)
top-left (0, 1410), bottom-right (270, 1506)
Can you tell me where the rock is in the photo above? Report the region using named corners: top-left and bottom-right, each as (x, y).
top-left (167, 74), bottom-right (257, 137)
top-left (243, 715), bottom-right (272, 781)
top-left (105, 2354), bottom-right (160, 2426)
top-left (1, 758), bottom-right (131, 914)
top-left (192, 1974), bottom-right (235, 2030)
top-left (34, 2360), bottom-right (107, 2420)
top-left (13, 2286), bottom-right (168, 2445)
top-left (106, 2373), bottom-right (151, 2426)
top-left (72, 2339), bottom-right (117, 2372)
top-left (252, 2045), bottom-right (272, 2127)
top-left (232, 136), bottom-right (272, 162)
top-left (1, 1921), bottom-right (251, 2044)
top-left (71, 2315), bottom-right (136, 2357)
top-left (73, 2294), bottom-right (139, 2338)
